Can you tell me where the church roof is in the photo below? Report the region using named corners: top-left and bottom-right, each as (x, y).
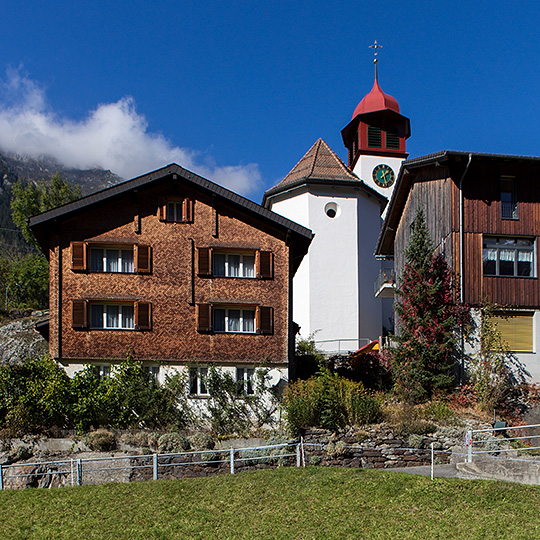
top-left (263, 139), bottom-right (386, 204)
top-left (352, 78), bottom-right (400, 118)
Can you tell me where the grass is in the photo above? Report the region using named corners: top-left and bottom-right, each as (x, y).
top-left (1, 466), bottom-right (540, 539)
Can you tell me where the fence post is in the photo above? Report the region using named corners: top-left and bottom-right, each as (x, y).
top-left (153, 454), bottom-right (158, 481)
top-left (230, 448), bottom-right (235, 474)
top-left (296, 443), bottom-right (301, 467)
top-left (301, 437), bottom-right (306, 467)
top-left (465, 430), bottom-right (473, 462)
top-left (76, 459), bottom-right (82, 486)
top-left (0, 464), bottom-right (3, 490)
top-left (430, 442), bottom-right (434, 481)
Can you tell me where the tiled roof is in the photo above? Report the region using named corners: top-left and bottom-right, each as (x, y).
top-left (264, 139), bottom-right (377, 201)
top-left (29, 163), bottom-right (313, 258)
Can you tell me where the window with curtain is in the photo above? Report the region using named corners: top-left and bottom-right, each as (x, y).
top-left (483, 237), bottom-right (535, 277)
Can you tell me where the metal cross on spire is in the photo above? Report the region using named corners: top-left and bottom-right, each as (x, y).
top-left (369, 40), bottom-right (383, 80)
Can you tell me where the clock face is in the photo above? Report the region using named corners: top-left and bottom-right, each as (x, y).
top-left (372, 164), bottom-right (395, 188)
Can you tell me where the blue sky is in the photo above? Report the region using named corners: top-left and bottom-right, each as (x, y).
top-left (1, 1), bottom-right (539, 202)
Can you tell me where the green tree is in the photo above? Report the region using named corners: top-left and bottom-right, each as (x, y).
top-left (391, 208), bottom-right (470, 403)
top-left (5, 253), bottom-right (49, 309)
top-left (10, 172), bottom-right (81, 248)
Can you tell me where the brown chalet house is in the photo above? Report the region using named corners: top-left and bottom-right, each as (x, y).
top-left (29, 164), bottom-right (312, 394)
top-left (376, 150), bottom-right (540, 382)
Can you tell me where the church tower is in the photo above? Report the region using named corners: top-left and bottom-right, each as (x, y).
top-left (341, 42), bottom-right (410, 203)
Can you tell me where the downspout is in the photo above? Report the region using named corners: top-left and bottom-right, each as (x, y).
top-left (459, 153), bottom-right (473, 383)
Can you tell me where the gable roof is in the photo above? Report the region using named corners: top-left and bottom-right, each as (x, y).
top-left (262, 138), bottom-right (386, 205)
top-left (375, 150), bottom-right (540, 257)
top-left (29, 163), bottom-right (313, 259)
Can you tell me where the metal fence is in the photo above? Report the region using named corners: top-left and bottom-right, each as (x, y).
top-left (465, 422), bottom-right (540, 462)
top-left (0, 443), bottom-right (301, 490)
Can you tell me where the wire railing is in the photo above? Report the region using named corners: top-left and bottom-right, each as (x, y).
top-left (465, 422), bottom-right (540, 462)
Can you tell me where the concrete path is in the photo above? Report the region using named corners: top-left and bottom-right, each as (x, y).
top-left (384, 463), bottom-right (459, 479)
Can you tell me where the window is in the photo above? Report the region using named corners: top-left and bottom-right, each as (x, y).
top-left (72, 300), bottom-right (152, 330)
top-left (144, 366), bottom-right (159, 380)
top-left (189, 367), bottom-right (208, 396)
top-left (483, 237), bottom-right (535, 277)
top-left (70, 242), bottom-right (151, 273)
top-left (501, 176), bottom-right (518, 219)
top-left (197, 248), bottom-right (273, 279)
top-left (90, 304), bottom-right (135, 329)
top-left (367, 125), bottom-right (382, 148)
top-left (95, 365), bottom-right (111, 379)
top-left (90, 248), bottom-right (134, 273)
top-left (197, 304), bottom-right (273, 334)
top-left (159, 198), bottom-right (194, 223)
top-left (213, 253), bottom-right (255, 278)
top-left (385, 128), bottom-right (400, 149)
top-left (490, 311), bottom-right (533, 352)
top-left (236, 368), bottom-right (255, 395)
top-left (213, 308), bottom-right (256, 333)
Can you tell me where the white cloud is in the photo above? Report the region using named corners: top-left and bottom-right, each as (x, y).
top-left (0, 69), bottom-right (262, 197)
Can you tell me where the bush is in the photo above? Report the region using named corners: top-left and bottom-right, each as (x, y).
top-left (0, 355), bottom-right (71, 434)
top-left (283, 370), bottom-right (381, 434)
top-left (157, 433), bottom-right (190, 453)
top-left (86, 429), bottom-right (116, 451)
top-left (188, 432), bottom-right (215, 450)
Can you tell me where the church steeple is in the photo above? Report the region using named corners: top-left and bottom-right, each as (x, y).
top-left (341, 42), bottom-right (410, 199)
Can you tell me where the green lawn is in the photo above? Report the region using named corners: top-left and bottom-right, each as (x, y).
top-left (1, 466), bottom-right (539, 539)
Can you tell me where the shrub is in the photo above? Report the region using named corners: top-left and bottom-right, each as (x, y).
top-left (424, 400), bottom-right (453, 422)
top-left (0, 355), bottom-right (71, 434)
top-left (283, 370), bottom-right (381, 433)
top-left (86, 429), bottom-right (116, 451)
top-left (157, 433), bottom-right (190, 453)
top-left (188, 432), bottom-right (215, 450)
top-left (396, 419), bottom-right (437, 437)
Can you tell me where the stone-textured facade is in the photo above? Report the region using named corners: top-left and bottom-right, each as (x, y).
top-left (30, 164), bottom-right (312, 374)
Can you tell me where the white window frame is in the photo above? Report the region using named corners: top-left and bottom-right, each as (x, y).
top-left (189, 367), bottom-right (209, 396)
top-left (236, 367), bottom-right (256, 396)
top-left (213, 307), bottom-right (256, 333)
top-left (89, 247), bottom-right (134, 273)
top-left (90, 303), bottom-right (135, 330)
top-left (212, 252), bottom-right (256, 278)
top-left (483, 236), bottom-right (536, 278)
top-left (95, 365), bottom-right (111, 379)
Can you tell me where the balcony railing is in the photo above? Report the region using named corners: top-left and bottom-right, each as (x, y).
top-left (374, 270), bottom-right (396, 298)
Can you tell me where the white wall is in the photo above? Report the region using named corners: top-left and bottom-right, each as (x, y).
top-left (270, 184), bottom-right (384, 354)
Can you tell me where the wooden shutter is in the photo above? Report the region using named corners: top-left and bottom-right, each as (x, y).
top-left (135, 244), bottom-right (151, 273)
top-left (71, 241), bottom-right (87, 271)
top-left (492, 312), bottom-right (533, 352)
top-left (135, 301), bottom-right (152, 330)
top-left (198, 247), bottom-right (212, 276)
top-left (197, 304), bottom-right (212, 332)
top-left (72, 300), bottom-right (87, 328)
top-left (158, 198), bottom-right (167, 221)
top-left (256, 306), bottom-right (273, 335)
top-left (182, 198), bottom-right (194, 222)
top-left (257, 251), bottom-right (273, 279)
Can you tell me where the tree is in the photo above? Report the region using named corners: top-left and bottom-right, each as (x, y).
top-left (5, 253), bottom-right (49, 309)
top-left (391, 208), bottom-right (470, 403)
top-left (11, 172), bottom-right (81, 248)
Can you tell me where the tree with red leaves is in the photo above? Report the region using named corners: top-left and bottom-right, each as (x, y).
top-left (391, 208), bottom-right (470, 403)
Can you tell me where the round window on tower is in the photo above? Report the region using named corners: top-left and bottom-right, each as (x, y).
top-left (324, 202), bottom-right (340, 219)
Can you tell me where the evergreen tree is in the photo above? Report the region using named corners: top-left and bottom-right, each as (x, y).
top-left (391, 208), bottom-right (469, 403)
